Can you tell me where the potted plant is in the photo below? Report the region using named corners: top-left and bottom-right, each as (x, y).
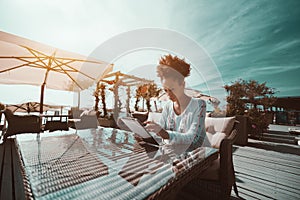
top-left (135, 83), bottom-right (161, 112)
top-left (94, 82), bottom-right (117, 128)
top-left (134, 85), bottom-right (143, 111)
top-left (224, 79), bottom-right (276, 144)
top-left (132, 83), bottom-right (161, 122)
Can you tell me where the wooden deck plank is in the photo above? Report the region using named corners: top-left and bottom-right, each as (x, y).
top-left (235, 173), bottom-right (300, 199)
top-left (232, 145), bottom-right (300, 200)
top-left (235, 143), bottom-right (300, 157)
top-left (234, 162), bottom-right (300, 187)
top-left (234, 150), bottom-right (300, 168)
top-left (232, 185), bottom-right (276, 200)
top-left (247, 139), bottom-right (300, 156)
top-left (233, 150), bottom-right (300, 170)
top-left (236, 169), bottom-right (300, 196)
top-left (234, 152), bottom-right (300, 168)
top-left (233, 156), bottom-right (300, 176)
top-left (234, 146), bottom-right (300, 163)
top-left (0, 140), bottom-right (13, 200)
top-left (233, 149), bottom-right (300, 170)
top-left (235, 175), bottom-right (282, 199)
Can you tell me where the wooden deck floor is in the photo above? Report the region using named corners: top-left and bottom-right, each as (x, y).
top-left (231, 142), bottom-right (300, 200)
top-left (0, 137), bottom-right (299, 200)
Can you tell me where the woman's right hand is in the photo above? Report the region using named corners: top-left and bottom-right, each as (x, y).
top-left (144, 121), bottom-right (170, 139)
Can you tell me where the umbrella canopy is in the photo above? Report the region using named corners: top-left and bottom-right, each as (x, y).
top-left (6, 101), bottom-right (61, 113)
top-left (0, 31), bottom-right (113, 113)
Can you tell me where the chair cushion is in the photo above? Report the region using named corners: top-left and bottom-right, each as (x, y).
top-left (207, 132), bottom-right (227, 149)
top-left (205, 116), bottom-right (235, 148)
top-left (205, 117), bottom-right (235, 135)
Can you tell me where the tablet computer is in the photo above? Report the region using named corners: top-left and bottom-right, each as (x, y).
top-left (120, 117), bottom-right (160, 147)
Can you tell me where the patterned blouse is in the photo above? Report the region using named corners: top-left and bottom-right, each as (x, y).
top-left (159, 98), bottom-right (207, 151)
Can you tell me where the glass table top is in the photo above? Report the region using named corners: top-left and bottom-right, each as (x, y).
top-left (16, 127), bottom-right (218, 200)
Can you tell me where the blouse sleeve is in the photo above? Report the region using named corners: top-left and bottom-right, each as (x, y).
top-left (168, 99), bottom-right (206, 148)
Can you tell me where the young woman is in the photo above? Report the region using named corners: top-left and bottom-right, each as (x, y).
top-left (145, 54), bottom-right (207, 151)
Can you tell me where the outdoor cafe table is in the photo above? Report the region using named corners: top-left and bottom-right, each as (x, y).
top-left (15, 127), bottom-right (218, 200)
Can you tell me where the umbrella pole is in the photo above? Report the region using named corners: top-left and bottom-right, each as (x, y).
top-left (77, 91), bottom-right (80, 109)
top-left (40, 68), bottom-right (51, 114)
top-left (40, 83), bottom-right (46, 114)
top-left (27, 102), bottom-right (30, 114)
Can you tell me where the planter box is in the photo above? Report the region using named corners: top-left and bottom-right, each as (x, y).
top-left (234, 115), bottom-right (249, 146)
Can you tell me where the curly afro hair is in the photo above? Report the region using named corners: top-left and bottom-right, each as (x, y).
top-left (157, 54), bottom-right (191, 81)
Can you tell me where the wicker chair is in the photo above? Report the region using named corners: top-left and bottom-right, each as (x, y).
top-left (1, 109), bottom-right (41, 141)
top-left (44, 121), bottom-right (69, 132)
top-left (178, 117), bottom-right (239, 200)
top-left (75, 115), bottom-right (98, 129)
top-left (178, 137), bottom-right (238, 200)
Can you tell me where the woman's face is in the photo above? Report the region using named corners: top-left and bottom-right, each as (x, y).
top-left (161, 77), bottom-right (184, 102)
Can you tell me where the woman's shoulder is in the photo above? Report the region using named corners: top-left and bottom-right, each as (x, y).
top-left (191, 97), bottom-right (206, 106)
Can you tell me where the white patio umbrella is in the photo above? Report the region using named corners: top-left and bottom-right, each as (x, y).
top-left (0, 31), bottom-right (113, 113)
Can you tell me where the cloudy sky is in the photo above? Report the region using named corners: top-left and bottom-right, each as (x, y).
top-left (0, 0), bottom-right (299, 107)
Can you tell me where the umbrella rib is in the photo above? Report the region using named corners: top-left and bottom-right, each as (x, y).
top-left (54, 58), bottom-right (98, 80)
top-left (20, 45), bottom-right (50, 58)
top-left (0, 56), bottom-right (47, 59)
top-left (20, 45), bottom-right (106, 65)
top-left (0, 56), bottom-right (49, 73)
top-left (0, 61), bottom-right (43, 73)
top-left (0, 44), bottom-right (110, 91)
top-left (53, 58), bottom-right (105, 64)
top-left (49, 59), bottom-right (75, 72)
top-left (52, 58), bottom-right (85, 90)
top-left (1, 45), bottom-right (108, 76)
top-left (17, 56), bottom-right (49, 68)
top-left (49, 59), bottom-right (78, 74)
top-left (21, 47), bottom-right (101, 81)
top-left (0, 56), bottom-right (104, 64)
top-left (25, 46), bottom-right (50, 69)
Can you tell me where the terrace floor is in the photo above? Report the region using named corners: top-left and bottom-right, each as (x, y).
top-left (0, 133), bottom-right (299, 200)
top-left (231, 139), bottom-right (300, 200)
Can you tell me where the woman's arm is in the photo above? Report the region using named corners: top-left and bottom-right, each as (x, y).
top-left (145, 102), bottom-right (171, 139)
top-left (168, 99), bottom-right (206, 148)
